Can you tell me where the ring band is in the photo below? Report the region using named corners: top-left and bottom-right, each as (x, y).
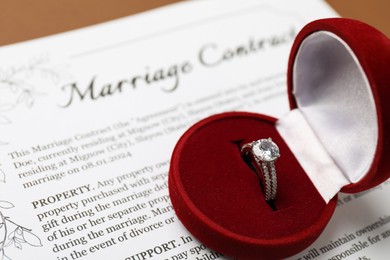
top-left (241, 138), bottom-right (280, 201)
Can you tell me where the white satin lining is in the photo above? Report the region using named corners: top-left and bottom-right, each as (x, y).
top-left (276, 31), bottom-right (378, 203)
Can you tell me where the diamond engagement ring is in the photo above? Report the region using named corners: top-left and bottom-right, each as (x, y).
top-left (241, 138), bottom-right (280, 201)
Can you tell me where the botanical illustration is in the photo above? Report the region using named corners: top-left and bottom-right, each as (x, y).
top-left (0, 54), bottom-right (64, 143)
top-left (0, 55), bottom-right (67, 258)
top-left (0, 201), bottom-right (42, 260)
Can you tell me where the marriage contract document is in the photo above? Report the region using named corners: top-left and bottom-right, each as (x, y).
top-left (0, 0), bottom-right (388, 259)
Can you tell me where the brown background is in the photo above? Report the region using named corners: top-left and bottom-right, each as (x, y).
top-left (0, 0), bottom-right (389, 46)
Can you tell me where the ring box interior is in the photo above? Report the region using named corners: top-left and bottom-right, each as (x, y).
top-left (168, 18), bottom-right (390, 259)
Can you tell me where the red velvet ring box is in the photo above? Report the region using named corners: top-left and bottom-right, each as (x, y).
top-left (168, 18), bottom-right (390, 259)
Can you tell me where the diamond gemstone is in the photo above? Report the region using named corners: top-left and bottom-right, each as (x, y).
top-left (252, 138), bottom-right (280, 161)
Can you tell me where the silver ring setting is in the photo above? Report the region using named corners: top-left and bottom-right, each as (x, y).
top-left (241, 138), bottom-right (280, 201)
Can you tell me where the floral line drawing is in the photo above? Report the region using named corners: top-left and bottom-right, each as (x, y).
top-left (0, 54), bottom-right (66, 258)
top-left (0, 54), bottom-right (68, 144)
top-left (0, 54), bottom-right (68, 183)
top-left (0, 201), bottom-right (42, 259)
top-left (0, 55), bottom-right (60, 109)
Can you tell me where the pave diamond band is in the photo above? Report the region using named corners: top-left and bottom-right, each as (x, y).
top-left (259, 160), bottom-right (277, 201)
top-left (241, 138), bottom-right (280, 201)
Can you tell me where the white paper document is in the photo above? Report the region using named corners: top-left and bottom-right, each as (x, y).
top-left (0, 0), bottom-right (388, 259)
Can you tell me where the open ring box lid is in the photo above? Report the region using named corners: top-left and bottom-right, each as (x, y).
top-left (168, 18), bottom-right (390, 259)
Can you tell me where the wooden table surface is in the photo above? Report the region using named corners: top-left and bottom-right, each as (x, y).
top-left (0, 0), bottom-right (389, 46)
